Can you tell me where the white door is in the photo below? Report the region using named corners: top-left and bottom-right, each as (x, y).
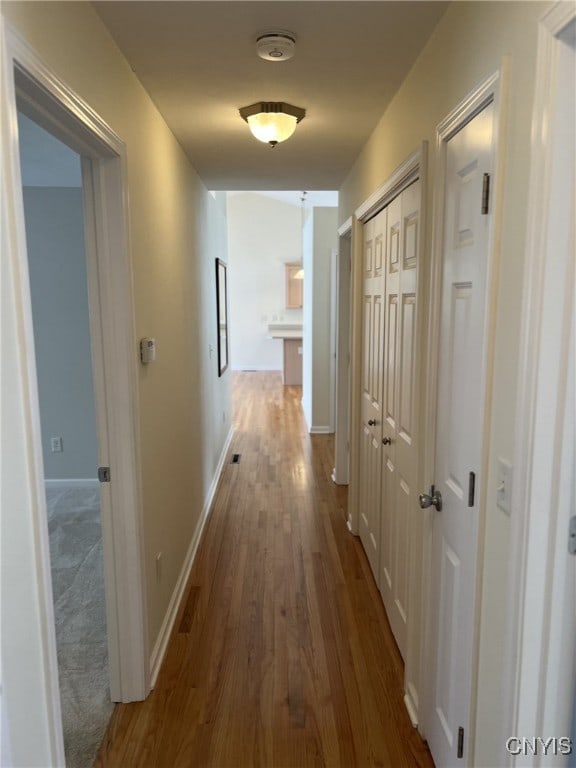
top-left (359, 209), bottom-right (386, 580)
top-left (380, 182), bottom-right (420, 660)
top-left (426, 102), bottom-right (494, 766)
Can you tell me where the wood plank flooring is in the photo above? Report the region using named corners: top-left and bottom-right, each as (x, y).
top-left (95, 372), bottom-right (434, 767)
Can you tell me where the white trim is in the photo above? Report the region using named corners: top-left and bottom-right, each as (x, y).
top-left (231, 365), bottom-right (283, 372)
top-left (44, 478), bottom-right (99, 489)
top-left (309, 426), bottom-right (334, 435)
top-left (4, 24), bottom-right (149, 712)
top-left (337, 216), bottom-right (352, 237)
top-left (333, 228), bottom-right (352, 485)
top-left (503, 4), bottom-right (576, 762)
top-left (150, 427), bottom-right (234, 686)
top-left (346, 215), bottom-right (363, 535)
top-left (355, 146), bottom-right (422, 222)
top-left (1, 18), bottom-right (65, 766)
top-left (404, 692), bottom-right (418, 728)
top-left (421, 69), bottom-right (506, 761)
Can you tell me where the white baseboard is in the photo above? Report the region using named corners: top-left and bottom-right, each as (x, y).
top-left (404, 691), bottom-right (419, 727)
top-left (149, 426), bottom-right (235, 687)
top-left (44, 478), bottom-right (99, 489)
top-left (231, 365), bottom-right (282, 372)
top-left (309, 426), bottom-right (334, 435)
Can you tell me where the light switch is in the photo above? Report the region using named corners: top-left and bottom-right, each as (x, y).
top-left (496, 458), bottom-right (513, 515)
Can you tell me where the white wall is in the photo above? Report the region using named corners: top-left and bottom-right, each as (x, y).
top-left (302, 207), bottom-right (338, 433)
top-left (226, 192), bottom-right (302, 371)
top-left (23, 184), bottom-right (99, 480)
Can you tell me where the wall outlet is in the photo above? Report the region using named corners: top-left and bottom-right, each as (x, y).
top-left (50, 436), bottom-right (63, 453)
top-left (155, 552), bottom-right (162, 583)
top-left (223, 410), bottom-right (227, 424)
top-left (496, 459), bottom-right (513, 515)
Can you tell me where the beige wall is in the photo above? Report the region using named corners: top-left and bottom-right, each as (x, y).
top-left (3, 0), bottom-right (231, 658)
top-left (339, 3), bottom-right (549, 765)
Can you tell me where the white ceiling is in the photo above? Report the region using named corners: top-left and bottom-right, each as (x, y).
top-left (93, 1), bottom-right (449, 191)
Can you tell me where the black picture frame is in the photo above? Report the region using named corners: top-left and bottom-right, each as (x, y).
top-left (216, 258), bottom-right (228, 376)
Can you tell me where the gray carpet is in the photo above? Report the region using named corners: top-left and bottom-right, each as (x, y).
top-left (46, 486), bottom-right (114, 768)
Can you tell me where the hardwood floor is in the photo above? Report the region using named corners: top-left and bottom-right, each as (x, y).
top-left (95, 372), bottom-right (434, 767)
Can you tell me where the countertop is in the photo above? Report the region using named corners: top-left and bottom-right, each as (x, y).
top-left (267, 323), bottom-right (303, 340)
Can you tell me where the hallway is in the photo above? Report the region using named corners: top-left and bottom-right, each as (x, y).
top-left (95, 372), bottom-right (433, 767)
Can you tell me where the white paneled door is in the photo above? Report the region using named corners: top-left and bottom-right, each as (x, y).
top-left (359, 210), bottom-right (386, 579)
top-left (379, 181), bottom-right (420, 661)
top-left (426, 101), bottom-right (494, 766)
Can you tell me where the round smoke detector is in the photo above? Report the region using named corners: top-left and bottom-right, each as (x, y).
top-left (256, 31), bottom-right (296, 62)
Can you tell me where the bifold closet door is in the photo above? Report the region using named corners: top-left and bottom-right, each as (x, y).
top-left (379, 181), bottom-right (420, 660)
top-left (358, 209), bottom-right (386, 581)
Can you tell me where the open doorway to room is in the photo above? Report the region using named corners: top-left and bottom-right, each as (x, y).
top-left (224, 190), bottom-right (344, 449)
top-left (4, 35), bottom-right (149, 766)
top-left (17, 110), bottom-right (113, 768)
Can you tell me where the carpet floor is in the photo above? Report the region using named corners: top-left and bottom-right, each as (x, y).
top-left (47, 485), bottom-right (114, 768)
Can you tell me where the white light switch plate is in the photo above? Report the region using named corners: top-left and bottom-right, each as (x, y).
top-left (496, 458), bottom-right (513, 515)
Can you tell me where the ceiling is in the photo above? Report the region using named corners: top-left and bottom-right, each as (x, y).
top-left (93, 1), bottom-right (449, 191)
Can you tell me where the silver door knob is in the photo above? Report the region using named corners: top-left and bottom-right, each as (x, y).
top-left (368, 419), bottom-right (376, 426)
top-left (382, 437), bottom-right (392, 445)
top-left (419, 485), bottom-right (443, 511)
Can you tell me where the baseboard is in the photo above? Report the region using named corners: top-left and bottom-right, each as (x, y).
top-left (149, 426), bottom-right (235, 687)
top-left (44, 478), bottom-right (99, 489)
top-left (231, 365), bottom-right (282, 372)
top-left (309, 426), bottom-right (334, 435)
top-left (404, 690), bottom-right (419, 727)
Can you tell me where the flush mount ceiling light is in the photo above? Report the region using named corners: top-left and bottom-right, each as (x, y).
top-left (256, 31), bottom-right (296, 62)
top-left (239, 102), bottom-right (306, 147)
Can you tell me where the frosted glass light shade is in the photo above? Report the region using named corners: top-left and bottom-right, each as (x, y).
top-left (247, 112), bottom-right (298, 145)
top-left (239, 102), bottom-right (305, 147)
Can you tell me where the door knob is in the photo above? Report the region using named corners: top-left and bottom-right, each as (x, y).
top-left (419, 484), bottom-right (443, 511)
top-left (382, 437), bottom-right (392, 445)
top-left (368, 419), bottom-right (376, 426)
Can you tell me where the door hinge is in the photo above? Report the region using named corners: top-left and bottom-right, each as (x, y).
top-left (98, 466), bottom-right (111, 483)
top-left (457, 727), bottom-right (465, 759)
top-left (468, 472), bottom-right (476, 507)
top-left (569, 516), bottom-right (576, 555)
top-left (481, 173), bottom-right (490, 215)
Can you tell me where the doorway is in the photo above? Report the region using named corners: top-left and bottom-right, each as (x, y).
top-left (3, 29), bottom-right (148, 764)
top-left (17, 110), bottom-right (114, 767)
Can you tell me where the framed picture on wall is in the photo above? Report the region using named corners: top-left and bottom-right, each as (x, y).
top-left (216, 258), bottom-right (228, 376)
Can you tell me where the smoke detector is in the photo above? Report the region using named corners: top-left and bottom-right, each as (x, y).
top-left (256, 31), bottom-right (296, 62)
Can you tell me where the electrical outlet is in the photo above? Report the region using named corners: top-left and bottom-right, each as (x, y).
top-left (155, 552), bottom-right (162, 583)
top-left (50, 436), bottom-right (63, 453)
top-left (496, 459), bottom-right (513, 515)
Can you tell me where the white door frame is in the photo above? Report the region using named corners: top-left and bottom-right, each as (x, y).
top-left (502, 3), bottom-right (576, 762)
top-left (347, 144), bottom-right (426, 536)
top-left (333, 220), bottom-right (352, 485)
top-left (421, 69), bottom-right (507, 756)
top-left (2, 24), bottom-right (149, 754)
